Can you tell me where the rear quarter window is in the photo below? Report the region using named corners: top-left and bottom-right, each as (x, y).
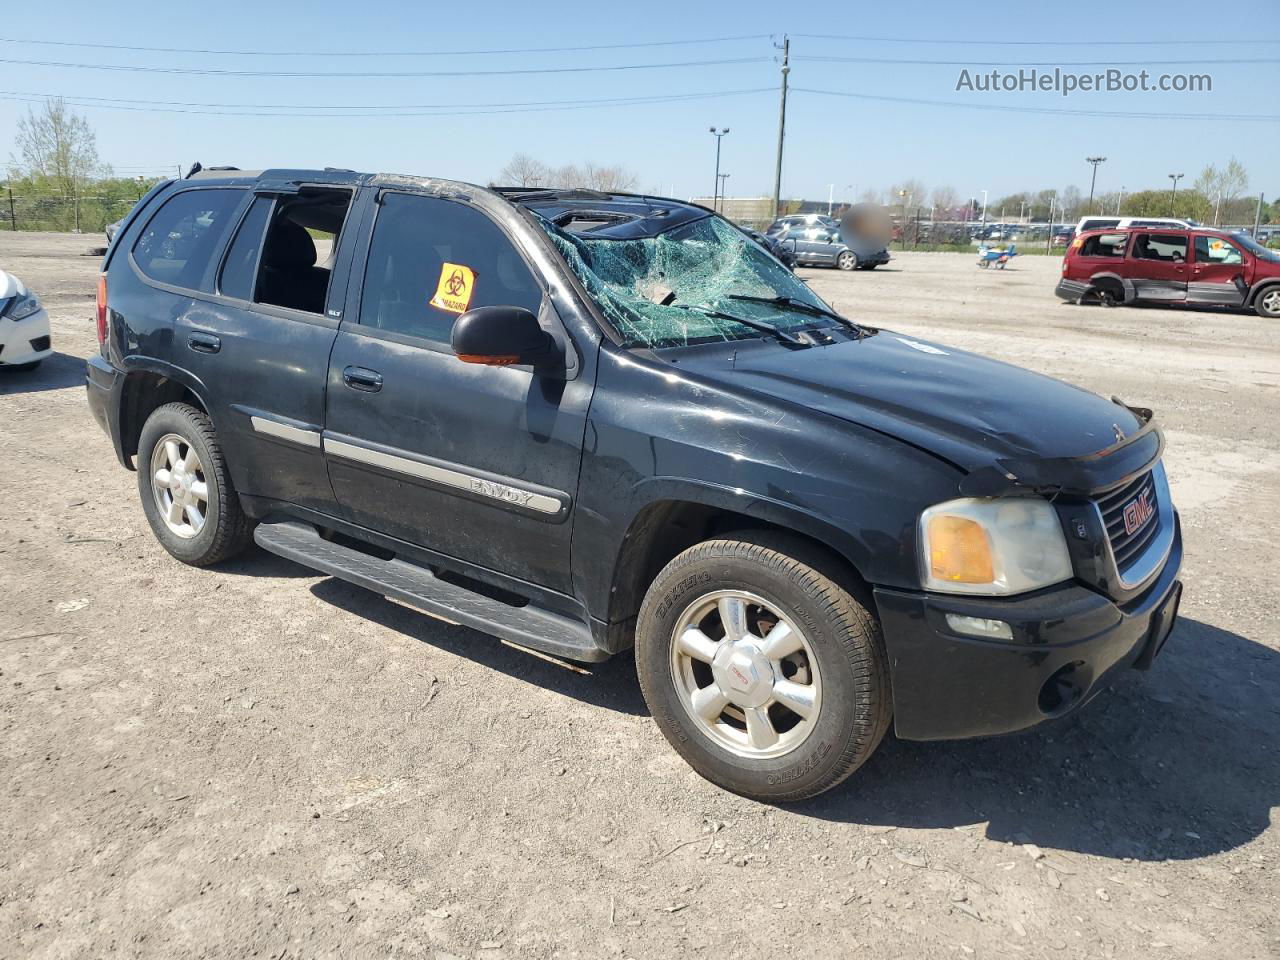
top-left (132, 188), bottom-right (245, 292)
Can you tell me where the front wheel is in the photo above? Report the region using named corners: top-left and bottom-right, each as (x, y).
top-left (137, 402), bottom-right (252, 566)
top-left (836, 251), bottom-right (857, 271)
top-left (635, 534), bottom-right (892, 802)
top-left (1255, 286), bottom-right (1280, 319)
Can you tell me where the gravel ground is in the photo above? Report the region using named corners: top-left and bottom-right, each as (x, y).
top-left (1, 233), bottom-right (1277, 960)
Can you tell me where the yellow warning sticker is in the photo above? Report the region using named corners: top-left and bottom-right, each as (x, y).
top-left (430, 262), bottom-right (476, 314)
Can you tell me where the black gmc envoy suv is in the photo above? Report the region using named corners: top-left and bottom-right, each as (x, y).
top-left (85, 167), bottom-right (1183, 801)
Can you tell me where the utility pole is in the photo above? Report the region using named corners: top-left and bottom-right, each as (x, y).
top-left (1086, 157), bottom-right (1106, 212)
top-left (980, 189), bottom-right (988, 234)
top-left (1254, 193), bottom-right (1265, 237)
top-left (709, 127), bottom-right (729, 212)
top-left (1117, 186), bottom-right (1125, 215)
top-left (827, 183), bottom-right (834, 216)
top-left (771, 34), bottom-right (790, 221)
top-left (1045, 193), bottom-right (1056, 255)
top-left (717, 173), bottom-right (730, 213)
top-left (7, 187), bottom-right (14, 231)
top-left (1168, 173), bottom-right (1184, 215)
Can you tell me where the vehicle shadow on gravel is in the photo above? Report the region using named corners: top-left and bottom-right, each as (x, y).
top-left (0, 351), bottom-right (84, 394)
top-left (797, 616), bottom-right (1278, 862)
top-left (307, 575), bottom-right (648, 716)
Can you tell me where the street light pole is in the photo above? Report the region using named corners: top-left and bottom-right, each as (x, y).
top-left (1168, 173), bottom-right (1184, 215)
top-left (709, 127), bottom-right (729, 212)
top-left (827, 183), bottom-right (834, 216)
top-left (1086, 156), bottom-right (1106, 212)
top-left (1117, 186), bottom-right (1125, 215)
top-left (980, 189), bottom-right (988, 234)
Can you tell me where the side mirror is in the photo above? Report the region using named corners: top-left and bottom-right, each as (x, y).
top-left (451, 305), bottom-right (554, 367)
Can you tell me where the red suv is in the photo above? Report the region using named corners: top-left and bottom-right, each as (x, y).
top-left (1056, 226), bottom-right (1280, 319)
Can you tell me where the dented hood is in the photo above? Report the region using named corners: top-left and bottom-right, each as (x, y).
top-left (676, 331), bottom-right (1158, 494)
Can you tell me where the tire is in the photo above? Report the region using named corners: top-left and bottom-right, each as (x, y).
top-left (1254, 285), bottom-right (1280, 319)
top-left (635, 533), bottom-right (892, 802)
top-left (136, 402), bottom-right (252, 566)
top-left (836, 251), bottom-right (857, 271)
top-left (1084, 279), bottom-right (1123, 307)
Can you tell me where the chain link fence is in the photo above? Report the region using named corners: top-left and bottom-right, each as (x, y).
top-left (1, 193), bottom-right (143, 235)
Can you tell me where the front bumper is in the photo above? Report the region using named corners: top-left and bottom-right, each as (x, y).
top-left (0, 308), bottom-right (52, 365)
top-left (1055, 278), bottom-right (1090, 302)
top-left (875, 517), bottom-right (1182, 741)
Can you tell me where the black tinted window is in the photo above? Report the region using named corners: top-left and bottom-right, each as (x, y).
top-left (359, 193), bottom-right (543, 343)
top-left (132, 189), bottom-right (244, 291)
top-left (219, 196), bottom-right (272, 300)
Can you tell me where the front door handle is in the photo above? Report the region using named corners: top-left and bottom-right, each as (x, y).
top-left (342, 365), bottom-right (383, 393)
top-left (188, 332), bottom-right (221, 354)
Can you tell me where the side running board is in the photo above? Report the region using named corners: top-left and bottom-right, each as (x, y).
top-left (254, 520), bottom-right (608, 663)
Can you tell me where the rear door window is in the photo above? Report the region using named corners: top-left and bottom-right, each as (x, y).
top-left (1132, 232), bottom-right (1188, 262)
top-left (219, 197), bottom-right (272, 301)
top-left (132, 188), bottom-right (245, 291)
top-left (358, 192), bottom-right (544, 344)
top-left (1079, 233), bottom-right (1128, 258)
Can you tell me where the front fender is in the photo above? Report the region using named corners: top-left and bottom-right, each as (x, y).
top-left (572, 346), bottom-right (963, 624)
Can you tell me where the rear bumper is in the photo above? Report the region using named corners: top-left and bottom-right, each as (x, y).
top-left (864, 249), bottom-right (892, 265)
top-left (85, 352), bottom-right (130, 468)
top-left (1055, 278), bottom-right (1090, 301)
top-left (875, 519), bottom-right (1182, 741)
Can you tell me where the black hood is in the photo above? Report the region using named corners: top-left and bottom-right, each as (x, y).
top-left (673, 331), bottom-right (1158, 494)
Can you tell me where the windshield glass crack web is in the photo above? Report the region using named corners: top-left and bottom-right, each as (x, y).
top-left (539, 214), bottom-right (836, 348)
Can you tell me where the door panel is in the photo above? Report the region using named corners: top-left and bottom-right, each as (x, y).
top-left (176, 187), bottom-right (358, 513)
top-left (322, 190), bottom-right (592, 592)
top-left (1189, 235), bottom-right (1248, 305)
top-left (1128, 232), bottom-right (1189, 301)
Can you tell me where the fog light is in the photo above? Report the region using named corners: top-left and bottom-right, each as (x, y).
top-left (945, 614), bottom-right (1013, 640)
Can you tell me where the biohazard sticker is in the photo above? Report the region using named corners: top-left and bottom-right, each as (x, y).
top-left (430, 262), bottom-right (476, 314)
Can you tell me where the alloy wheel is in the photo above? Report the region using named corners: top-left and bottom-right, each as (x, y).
top-left (668, 590), bottom-right (821, 759)
top-left (150, 433), bottom-right (209, 539)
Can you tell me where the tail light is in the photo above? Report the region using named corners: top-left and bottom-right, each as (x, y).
top-left (95, 273), bottom-right (108, 344)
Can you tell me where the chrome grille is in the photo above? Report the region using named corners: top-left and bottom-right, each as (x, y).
top-left (1096, 470), bottom-right (1160, 572)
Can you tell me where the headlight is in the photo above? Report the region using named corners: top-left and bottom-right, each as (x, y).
top-left (919, 497), bottom-right (1072, 596)
top-left (6, 292), bottom-right (42, 321)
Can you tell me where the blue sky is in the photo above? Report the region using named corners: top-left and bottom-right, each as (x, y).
top-left (2, 0), bottom-right (1276, 205)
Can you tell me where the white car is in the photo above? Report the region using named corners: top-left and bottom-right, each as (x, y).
top-left (0, 269), bottom-right (52, 371)
top-left (1074, 215), bottom-right (1197, 234)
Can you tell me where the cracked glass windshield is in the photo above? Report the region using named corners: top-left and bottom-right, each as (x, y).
top-left (540, 214), bottom-right (839, 348)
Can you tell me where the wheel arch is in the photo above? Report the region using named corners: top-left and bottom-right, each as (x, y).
top-left (603, 494), bottom-right (874, 650)
top-left (1245, 277), bottom-right (1280, 307)
top-left (118, 362), bottom-right (212, 469)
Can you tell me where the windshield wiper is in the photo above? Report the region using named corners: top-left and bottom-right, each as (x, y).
top-left (724, 294), bottom-right (872, 337)
top-left (672, 304), bottom-right (805, 346)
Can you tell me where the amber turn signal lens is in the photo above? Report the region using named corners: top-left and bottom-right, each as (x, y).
top-left (927, 515), bottom-right (995, 584)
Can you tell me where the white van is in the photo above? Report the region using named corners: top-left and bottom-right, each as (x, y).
top-left (1074, 215), bottom-right (1197, 234)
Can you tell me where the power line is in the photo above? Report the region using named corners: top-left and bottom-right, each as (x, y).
top-left (0, 87), bottom-right (767, 112)
top-left (0, 88), bottom-right (773, 119)
top-left (792, 86), bottom-right (1280, 121)
top-left (800, 55), bottom-right (1277, 66)
top-left (0, 54), bottom-right (767, 78)
top-left (792, 33), bottom-right (1280, 46)
top-left (0, 33), bottom-right (771, 57)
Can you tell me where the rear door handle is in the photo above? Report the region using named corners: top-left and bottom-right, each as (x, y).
top-left (342, 365), bottom-right (383, 393)
top-left (187, 332), bottom-right (221, 354)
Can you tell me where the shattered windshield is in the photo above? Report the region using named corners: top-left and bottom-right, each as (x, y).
top-left (539, 213), bottom-right (839, 348)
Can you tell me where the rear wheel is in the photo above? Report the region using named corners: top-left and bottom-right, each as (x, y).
top-left (636, 534), bottom-right (892, 802)
top-left (836, 251), bottom-right (857, 271)
top-left (1255, 286), bottom-right (1280, 319)
top-left (137, 402), bottom-right (252, 566)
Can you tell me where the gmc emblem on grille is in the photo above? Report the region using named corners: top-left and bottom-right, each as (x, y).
top-left (1123, 488), bottom-right (1155, 536)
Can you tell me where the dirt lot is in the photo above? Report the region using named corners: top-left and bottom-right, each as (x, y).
top-left (1, 233), bottom-right (1277, 960)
